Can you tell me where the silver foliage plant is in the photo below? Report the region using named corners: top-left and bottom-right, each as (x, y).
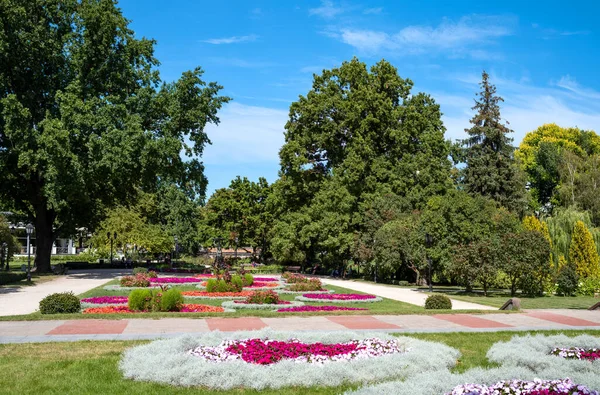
top-left (348, 366), bottom-right (600, 395)
top-left (487, 334), bottom-right (600, 374)
top-left (119, 329), bottom-right (459, 390)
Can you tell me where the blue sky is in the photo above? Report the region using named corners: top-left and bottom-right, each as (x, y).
top-left (118, 0), bottom-right (600, 196)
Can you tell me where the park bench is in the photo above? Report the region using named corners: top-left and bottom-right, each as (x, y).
top-left (284, 266), bottom-right (301, 273)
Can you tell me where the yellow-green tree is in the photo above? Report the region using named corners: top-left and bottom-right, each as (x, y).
top-left (569, 220), bottom-right (600, 278)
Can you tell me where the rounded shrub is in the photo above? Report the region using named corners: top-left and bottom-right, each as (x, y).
top-left (243, 273), bottom-right (254, 286)
top-left (39, 292), bottom-right (81, 314)
top-left (424, 294), bottom-right (452, 310)
top-left (556, 264), bottom-right (579, 296)
top-left (230, 275), bottom-right (243, 291)
top-left (160, 288), bottom-right (183, 312)
top-left (128, 289), bottom-right (153, 311)
top-left (205, 278), bottom-right (218, 293)
top-left (132, 267), bottom-right (148, 275)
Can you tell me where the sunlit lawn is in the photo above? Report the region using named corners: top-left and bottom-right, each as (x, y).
top-left (442, 292), bottom-right (599, 310)
top-left (0, 330), bottom-right (599, 394)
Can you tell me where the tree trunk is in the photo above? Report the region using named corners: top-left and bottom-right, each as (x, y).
top-left (33, 205), bottom-right (55, 273)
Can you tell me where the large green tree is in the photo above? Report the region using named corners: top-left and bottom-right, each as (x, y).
top-left (271, 58), bottom-right (452, 269)
top-left (0, 0), bottom-right (229, 271)
top-left (458, 71), bottom-right (525, 212)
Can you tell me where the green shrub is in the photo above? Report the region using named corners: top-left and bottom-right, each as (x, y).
top-left (556, 265), bottom-right (579, 296)
top-left (148, 270), bottom-right (158, 278)
top-left (205, 278), bottom-right (217, 292)
top-left (243, 273), bottom-right (254, 286)
top-left (577, 276), bottom-right (600, 296)
top-left (39, 292), bottom-right (81, 314)
top-left (120, 273), bottom-right (150, 287)
top-left (424, 294), bottom-right (452, 310)
top-left (246, 290), bottom-right (280, 304)
top-left (160, 288), bottom-right (183, 311)
top-left (0, 272), bottom-right (27, 285)
top-left (230, 275), bottom-right (243, 291)
top-left (128, 289), bottom-right (153, 311)
top-left (398, 281), bottom-right (410, 286)
top-left (132, 267), bottom-right (148, 275)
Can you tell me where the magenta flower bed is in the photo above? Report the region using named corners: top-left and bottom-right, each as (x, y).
top-left (188, 337), bottom-right (404, 365)
top-left (302, 293), bottom-right (377, 300)
top-left (551, 347), bottom-right (600, 361)
top-left (253, 277), bottom-right (278, 282)
top-left (446, 378), bottom-right (598, 395)
top-left (244, 281), bottom-right (280, 288)
top-left (277, 305), bottom-right (368, 312)
top-left (80, 296), bottom-right (128, 304)
top-left (234, 300), bottom-right (292, 305)
top-left (149, 277), bottom-right (202, 284)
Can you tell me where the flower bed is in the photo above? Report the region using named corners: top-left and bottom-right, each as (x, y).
top-left (551, 347), bottom-right (600, 361)
top-left (445, 378), bottom-right (598, 395)
top-left (487, 334), bottom-right (600, 375)
top-left (253, 277), bottom-right (279, 282)
top-left (119, 329), bottom-right (460, 389)
top-left (189, 337), bottom-right (403, 365)
top-left (181, 291), bottom-right (255, 299)
top-left (296, 293), bottom-right (383, 303)
top-left (277, 305), bottom-right (368, 313)
top-left (81, 296), bottom-right (128, 304)
top-left (277, 288), bottom-right (334, 295)
top-left (149, 277), bottom-right (203, 284)
top-left (103, 284), bottom-right (161, 291)
top-left (348, 366), bottom-right (600, 395)
top-left (82, 304), bottom-right (226, 314)
top-left (221, 300), bottom-right (305, 310)
top-left (197, 281), bottom-right (283, 291)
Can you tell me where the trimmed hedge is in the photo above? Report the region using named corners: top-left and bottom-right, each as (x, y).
top-left (0, 272), bottom-right (27, 285)
top-left (424, 294), bottom-right (452, 310)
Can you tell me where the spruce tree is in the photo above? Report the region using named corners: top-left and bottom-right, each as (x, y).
top-left (569, 220), bottom-right (600, 278)
top-left (460, 71), bottom-right (525, 212)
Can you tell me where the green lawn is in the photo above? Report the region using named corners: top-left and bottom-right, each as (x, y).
top-left (0, 330), bottom-right (598, 394)
top-left (442, 292), bottom-right (599, 310)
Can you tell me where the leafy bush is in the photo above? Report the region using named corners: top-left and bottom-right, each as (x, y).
top-left (128, 289), bottom-right (153, 311)
top-left (0, 272), bottom-right (27, 285)
top-left (398, 281), bottom-right (409, 286)
top-left (556, 265), bottom-right (579, 296)
top-left (133, 267), bottom-right (148, 275)
top-left (206, 278), bottom-right (242, 293)
top-left (289, 278), bottom-right (322, 292)
top-left (39, 292), bottom-right (81, 314)
top-left (577, 276), bottom-right (600, 296)
top-left (148, 270), bottom-right (158, 278)
top-left (230, 275), bottom-right (244, 291)
top-left (120, 273), bottom-right (150, 287)
top-left (243, 273), bottom-right (254, 286)
top-left (205, 278), bottom-right (218, 293)
top-left (282, 272), bottom-right (308, 283)
top-left (160, 288), bottom-right (183, 311)
top-left (424, 294), bottom-right (452, 310)
top-left (245, 290), bottom-right (280, 304)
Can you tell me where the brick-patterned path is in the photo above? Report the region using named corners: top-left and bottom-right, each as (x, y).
top-left (1, 309), bottom-right (599, 343)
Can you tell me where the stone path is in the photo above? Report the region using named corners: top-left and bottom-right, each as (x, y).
top-left (0, 269), bottom-right (128, 316)
top-left (1, 309), bottom-right (599, 343)
top-left (320, 278), bottom-right (497, 310)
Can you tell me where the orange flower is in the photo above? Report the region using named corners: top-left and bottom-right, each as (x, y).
top-left (83, 305), bottom-right (134, 314)
top-left (181, 304), bottom-right (225, 313)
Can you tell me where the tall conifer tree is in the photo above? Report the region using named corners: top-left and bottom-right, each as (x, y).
top-left (460, 71), bottom-right (525, 212)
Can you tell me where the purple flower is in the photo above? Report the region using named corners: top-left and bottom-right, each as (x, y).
top-left (277, 305), bottom-right (368, 312)
top-left (149, 277), bottom-right (202, 284)
top-left (302, 293), bottom-right (377, 300)
top-left (81, 296), bottom-right (128, 304)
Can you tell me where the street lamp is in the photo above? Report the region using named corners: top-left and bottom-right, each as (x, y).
top-left (1, 242), bottom-right (6, 271)
top-left (173, 235), bottom-right (178, 267)
top-left (107, 231), bottom-right (117, 264)
top-left (234, 236), bottom-right (239, 260)
top-left (425, 233), bottom-right (433, 292)
top-left (26, 223), bottom-right (34, 282)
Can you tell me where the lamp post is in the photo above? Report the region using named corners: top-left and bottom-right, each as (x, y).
top-left (234, 236), bottom-right (238, 260)
top-left (173, 235), bottom-right (178, 266)
top-left (26, 223), bottom-right (34, 282)
top-left (425, 233), bottom-right (433, 292)
top-left (107, 231), bottom-right (117, 264)
top-left (373, 237), bottom-right (378, 283)
top-left (1, 242), bottom-right (6, 271)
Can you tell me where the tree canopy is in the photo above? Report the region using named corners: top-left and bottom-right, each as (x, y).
top-left (0, 0), bottom-right (229, 271)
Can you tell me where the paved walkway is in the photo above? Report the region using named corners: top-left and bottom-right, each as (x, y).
top-left (0, 269), bottom-right (128, 316)
top-left (321, 278), bottom-right (497, 310)
top-left (0, 309), bottom-right (599, 343)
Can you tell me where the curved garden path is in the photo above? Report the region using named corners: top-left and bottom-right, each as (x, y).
top-left (0, 269), bottom-right (127, 316)
top-left (320, 278), bottom-right (497, 310)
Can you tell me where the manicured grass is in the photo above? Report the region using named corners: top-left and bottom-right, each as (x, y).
top-left (442, 292), bottom-right (600, 310)
top-left (0, 330), bottom-right (598, 394)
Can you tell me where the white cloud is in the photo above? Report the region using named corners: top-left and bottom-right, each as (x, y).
top-left (330, 15), bottom-right (514, 58)
top-left (309, 0), bottom-right (344, 19)
top-left (202, 103), bottom-right (287, 165)
top-left (363, 7), bottom-right (383, 15)
top-left (436, 73), bottom-right (600, 145)
top-left (202, 35), bottom-right (258, 45)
